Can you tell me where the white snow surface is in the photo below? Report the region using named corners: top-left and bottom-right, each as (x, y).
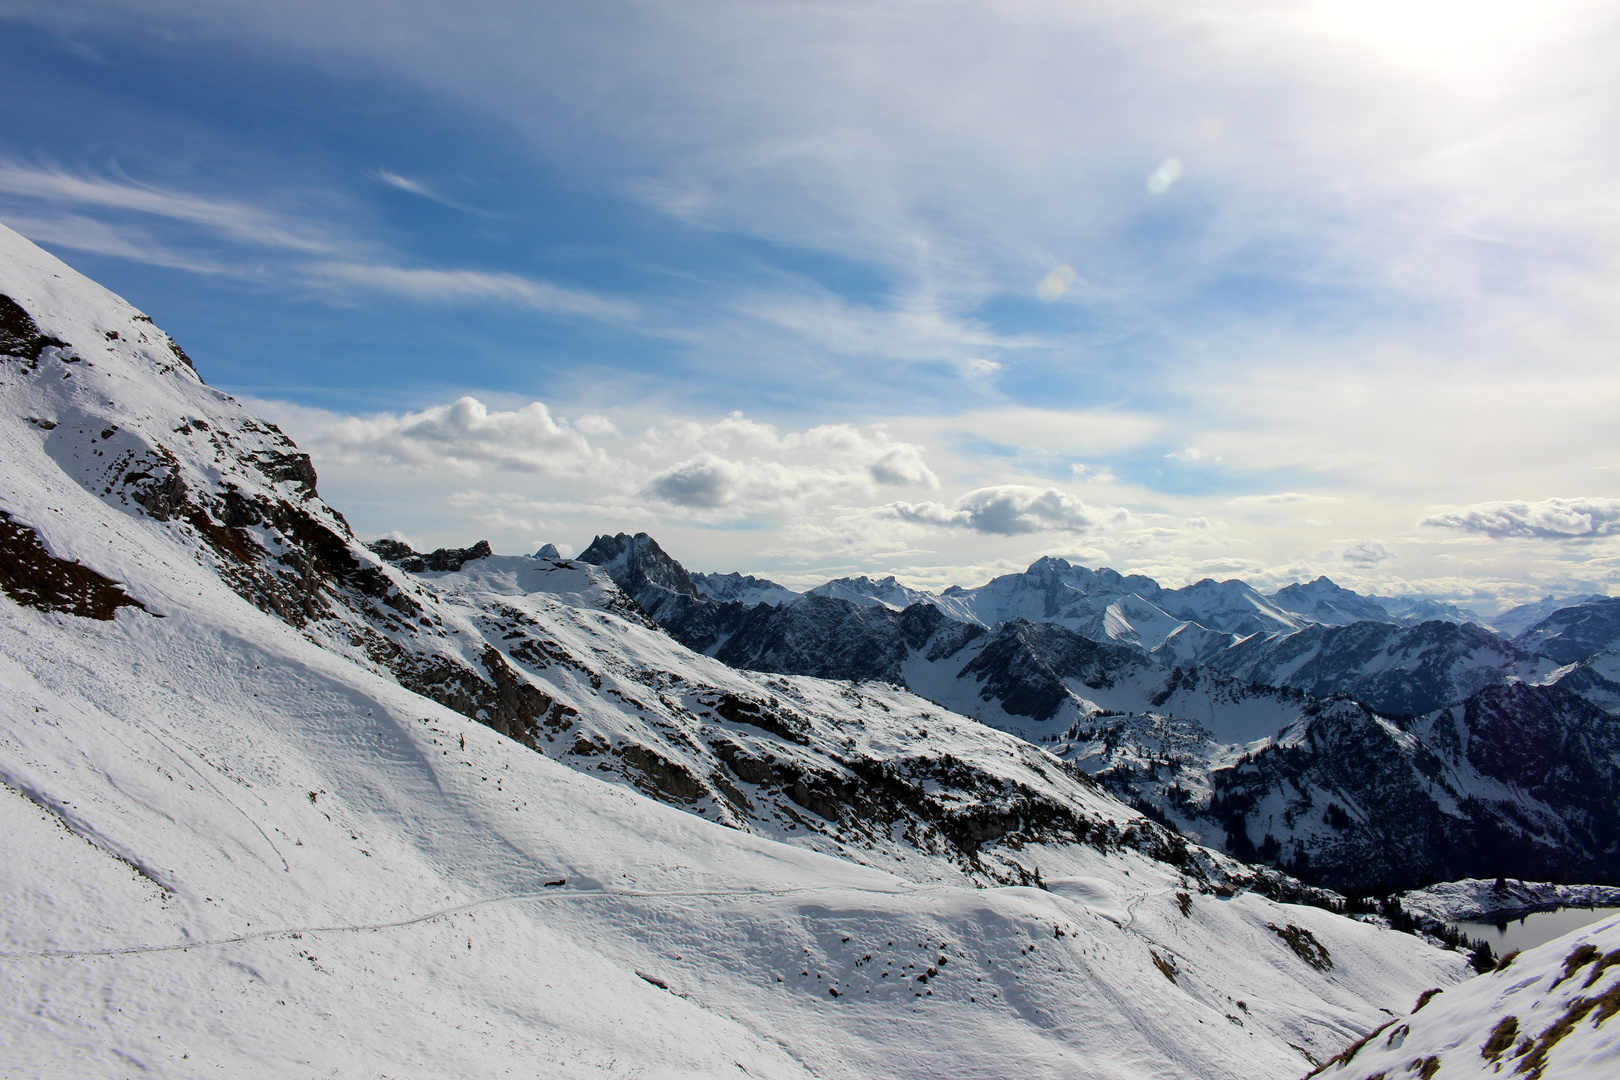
top-left (803, 574), bottom-right (943, 613)
top-left (1318, 914), bottom-right (1620, 1080)
top-left (689, 570), bottom-right (800, 607)
top-left (1490, 595), bottom-right (1612, 638)
top-left (0, 222), bottom-right (1472, 1077)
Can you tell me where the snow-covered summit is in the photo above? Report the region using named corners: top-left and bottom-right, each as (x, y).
top-left (1271, 576), bottom-right (1397, 626)
top-left (805, 573), bottom-right (940, 611)
top-left (690, 569), bottom-right (800, 607)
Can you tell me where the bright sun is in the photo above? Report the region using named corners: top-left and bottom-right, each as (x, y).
top-left (1310, 0), bottom-right (1560, 67)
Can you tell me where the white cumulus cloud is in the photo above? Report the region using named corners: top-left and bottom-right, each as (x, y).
top-left (309, 396), bottom-right (611, 477)
top-left (1340, 539), bottom-right (1395, 566)
top-left (1423, 498), bottom-right (1620, 540)
top-left (643, 415), bottom-right (939, 513)
top-left (889, 485), bottom-right (1113, 535)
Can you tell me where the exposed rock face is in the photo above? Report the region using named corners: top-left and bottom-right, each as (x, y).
top-left (958, 619), bottom-right (1157, 721)
top-left (578, 532), bottom-right (699, 599)
top-left (0, 509), bottom-right (148, 620)
top-left (367, 538), bottom-right (494, 573)
top-left (0, 292), bottom-right (69, 361)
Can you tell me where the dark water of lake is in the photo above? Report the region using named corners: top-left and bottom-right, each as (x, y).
top-left (1453, 906), bottom-right (1620, 954)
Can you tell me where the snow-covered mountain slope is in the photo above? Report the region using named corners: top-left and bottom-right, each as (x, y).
top-left (804, 574), bottom-right (939, 610)
top-left (1, 569), bottom-right (1469, 1078)
top-left (1373, 594), bottom-right (1486, 627)
top-left (579, 536), bottom-right (1314, 746)
top-left (1544, 645), bottom-right (1620, 715)
top-left (1316, 914), bottom-right (1620, 1080)
top-left (1492, 594), bottom-right (1612, 638)
top-left (905, 618), bottom-right (1310, 745)
top-left (690, 569), bottom-right (801, 607)
top-left (1202, 619), bottom-right (1556, 717)
top-left (0, 222), bottom-right (1473, 1076)
top-left (1271, 577), bottom-right (1400, 627)
top-left (1163, 577), bottom-right (1306, 637)
top-left (1062, 682), bottom-right (1620, 893)
top-left (1516, 597), bottom-right (1620, 665)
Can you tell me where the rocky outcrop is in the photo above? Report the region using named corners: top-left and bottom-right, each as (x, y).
top-left (0, 292), bottom-right (69, 362)
top-left (367, 538), bottom-right (494, 573)
top-left (0, 509), bottom-right (149, 620)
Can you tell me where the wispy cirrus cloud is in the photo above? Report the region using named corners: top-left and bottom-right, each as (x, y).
top-left (307, 263), bottom-right (636, 320)
top-left (368, 169), bottom-right (494, 216)
top-left (1424, 498), bottom-right (1620, 540)
top-left (0, 161), bottom-right (337, 252)
top-left (0, 162), bottom-right (632, 320)
top-left (0, 212), bottom-right (227, 274)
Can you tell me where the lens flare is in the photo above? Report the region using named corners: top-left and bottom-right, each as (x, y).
top-left (1036, 264), bottom-right (1077, 301)
top-left (1146, 158), bottom-right (1184, 195)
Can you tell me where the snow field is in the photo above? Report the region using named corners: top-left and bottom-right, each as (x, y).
top-left (1321, 914), bottom-right (1620, 1079)
top-left (0, 221), bottom-right (1471, 1077)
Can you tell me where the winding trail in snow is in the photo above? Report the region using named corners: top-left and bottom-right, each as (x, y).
top-left (1118, 887), bottom-right (1176, 931)
top-left (0, 882), bottom-right (924, 961)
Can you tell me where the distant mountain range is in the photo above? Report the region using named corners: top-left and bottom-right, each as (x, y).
top-left (694, 555), bottom-right (1509, 642)
top-left (579, 532), bottom-right (1620, 892)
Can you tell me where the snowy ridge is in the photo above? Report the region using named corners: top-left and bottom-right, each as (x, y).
top-left (1315, 914), bottom-right (1620, 1080)
top-left (690, 569), bottom-right (800, 607)
top-left (0, 222), bottom-right (1474, 1076)
top-left (1491, 594), bottom-right (1613, 638)
top-left (1202, 619), bottom-right (1558, 717)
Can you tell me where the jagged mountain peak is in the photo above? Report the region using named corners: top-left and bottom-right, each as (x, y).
top-left (805, 573), bottom-right (938, 611)
top-left (689, 569), bottom-right (800, 607)
top-left (577, 530), bottom-right (699, 598)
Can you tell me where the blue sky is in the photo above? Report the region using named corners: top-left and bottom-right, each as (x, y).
top-left (3, 0), bottom-right (1618, 607)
